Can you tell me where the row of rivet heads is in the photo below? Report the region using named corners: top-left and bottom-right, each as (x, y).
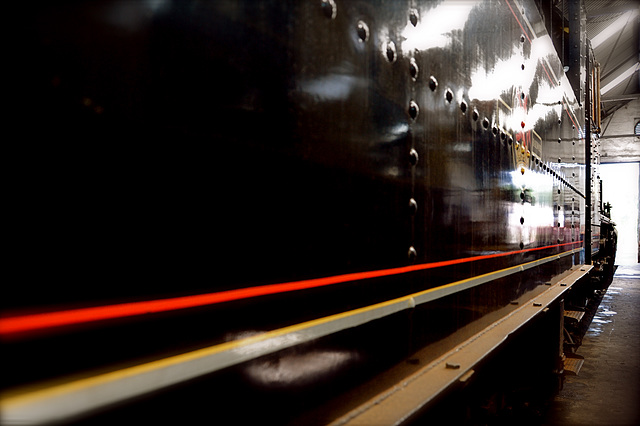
top-left (406, 9), bottom-right (420, 262)
top-left (321, 0), bottom-right (580, 178)
top-left (321, 1), bottom-right (580, 256)
top-left (321, 1), bottom-right (430, 262)
top-left (322, 0), bottom-right (538, 169)
top-left (319, 1), bottom-right (421, 261)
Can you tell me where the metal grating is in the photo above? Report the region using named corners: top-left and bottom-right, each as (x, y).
top-left (564, 310), bottom-right (586, 322)
top-left (564, 356), bottom-right (585, 375)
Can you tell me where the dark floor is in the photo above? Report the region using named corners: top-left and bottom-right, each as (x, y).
top-left (543, 264), bottom-right (640, 426)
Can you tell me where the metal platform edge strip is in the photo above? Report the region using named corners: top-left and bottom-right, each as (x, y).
top-left (330, 264), bottom-right (593, 426)
top-left (0, 249), bottom-right (583, 426)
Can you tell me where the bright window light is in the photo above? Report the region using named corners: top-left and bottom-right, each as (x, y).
top-left (600, 163), bottom-right (639, 265)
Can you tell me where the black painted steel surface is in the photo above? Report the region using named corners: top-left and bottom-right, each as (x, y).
top-left (3, 0), bottom-right (606, 424)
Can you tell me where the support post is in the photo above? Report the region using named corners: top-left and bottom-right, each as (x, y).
top-left (585, 44), bottom-right (592, 265)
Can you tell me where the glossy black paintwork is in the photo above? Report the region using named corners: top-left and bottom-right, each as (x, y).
top-left (11, 0), bottom-right (591, 303)
top-left (6, 0), bottom-right (603, 423)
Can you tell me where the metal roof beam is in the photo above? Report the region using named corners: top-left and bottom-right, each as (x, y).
top-left (601, 93), bottom-right (640, 102)
top-left (591, 9), bottom-right (638, 49)
top-left (602, 51), bottom-right (639, 80)
top-left (601, 62), bottom-right (640, 94)
top-left (587, 4), bottom-right (638, 20)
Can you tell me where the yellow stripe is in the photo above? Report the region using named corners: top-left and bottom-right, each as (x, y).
top-left (532, 129), bottom-right (542, 141)
top-left (1, 249), bottom-right (579, 412)
top-left (498, 97), bottom-right (512, 111)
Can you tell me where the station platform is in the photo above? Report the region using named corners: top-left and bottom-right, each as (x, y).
top-left (543, 264), bottom-right (640, 426)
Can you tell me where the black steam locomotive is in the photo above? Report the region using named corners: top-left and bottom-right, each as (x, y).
top-left (2, 0), bottom-right (616, 424)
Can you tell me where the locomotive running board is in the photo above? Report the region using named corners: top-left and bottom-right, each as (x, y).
top-left (330, 265), bottom-right (593, 426)
top-left (0, 251), bottom-right (583, 425)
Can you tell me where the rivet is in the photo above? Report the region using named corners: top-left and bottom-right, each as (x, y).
top-left (521, 121), bottom-right (525, 128)
top-left (321, 0), bottom-right (337, 19)
top-left (429, 76), bottom-right (438, 91)
top-left (520, 217), bottom-right (525, 225)
top-left (521, 64), bottom-right (525, 70)
top-left (409, 9), bottom-right (419, 27)
top-left (521, 167), bottom-right (525, 175)
top-left (492, 126), bottom-right (499, 137)
top-left (409, 100), bottom-right (419, 119)
top-left (460, 100), bottom-right (467, 114)
top-left (408, 246), bottom-right (417, 261)
top-left (409, 58), bottom-right (419, 80)
top-left (520, 92), bottom-right (525, 100)
top-left (520, 35), bottom-right (525, 43)
top-left (558, 138), bottom-right (562, 143)
top-left (520, 242), bottom-right (524, 250)
top-left (472, 108), bottom-right (479, 121)
top-left (558, 157), bottom-right (561, 162)
top-left (409, 198), bottom-right (418, 215)
top-left (508, 136), bottom-right (513, 145)
top-left (356, 21), bottom-right (369, 42)
top-left (520, 191), bottom-right (525, 200)
top-left (409, 148), bottom-right (419, 166)
top-left (445, 89), bottom-right (453, 103)
top-left (500, 131), bottom-right (506, 142)
top-left (482, 117), bottom-right (490, 129)
top-left (384, 40), bottom-right (397, 62)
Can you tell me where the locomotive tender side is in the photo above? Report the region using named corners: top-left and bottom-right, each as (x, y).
top-left (2, 0), bottom-right (614, 424)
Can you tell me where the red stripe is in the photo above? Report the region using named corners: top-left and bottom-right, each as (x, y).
top-left (0, 242), bottom-right (582, 336)
top-left (562, 100), bottom-right (584, 138)
top-left (504, 0), bottom-right (531, 43)
top-left (541, 62), bottom-right (558, 88)
top-left (504, 0), bottom-right (558, 89)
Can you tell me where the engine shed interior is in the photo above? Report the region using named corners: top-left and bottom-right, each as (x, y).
top-left (2, 1), bottom-right (639, 425)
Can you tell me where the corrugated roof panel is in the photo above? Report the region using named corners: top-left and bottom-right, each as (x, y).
top-left (584, 0), bottom-right (639, 115)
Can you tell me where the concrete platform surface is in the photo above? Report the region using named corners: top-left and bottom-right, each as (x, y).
top-left (543, 264), bottom-right (640, 426)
